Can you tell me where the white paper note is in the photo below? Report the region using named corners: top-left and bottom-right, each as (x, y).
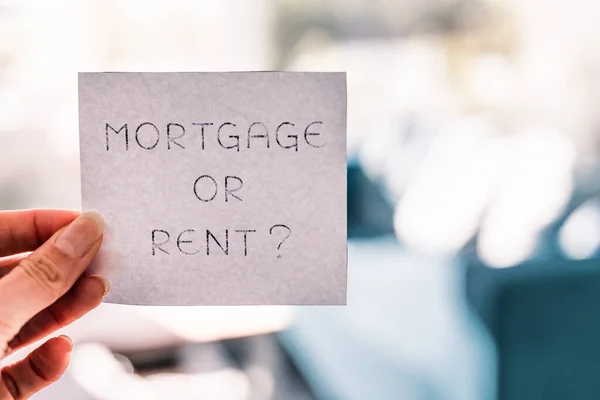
top-left (78, 72), bottom-right (347, 305)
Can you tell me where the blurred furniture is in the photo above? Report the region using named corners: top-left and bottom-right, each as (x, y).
top-left (347, 160), bottom-right (395, 238)
top-left (467, 257), bottom-right (600, 400)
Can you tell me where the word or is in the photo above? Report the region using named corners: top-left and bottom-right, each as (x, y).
top-left (105, 121), bottom-right (326, 152)
top-left (193, 175), bottom-right (244, 203)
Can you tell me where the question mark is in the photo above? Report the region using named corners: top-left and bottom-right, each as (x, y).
top-left (269, 224), bottom-right (291, 258)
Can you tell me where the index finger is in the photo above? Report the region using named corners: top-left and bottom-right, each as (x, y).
top-left (0, 209), bottom-right (79, 257)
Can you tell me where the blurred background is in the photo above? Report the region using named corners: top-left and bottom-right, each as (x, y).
top-left (2, 0), bottom-right (600, 399)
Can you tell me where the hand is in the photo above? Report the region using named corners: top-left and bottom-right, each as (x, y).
top-left (0, 210), bottom-right (107, 399)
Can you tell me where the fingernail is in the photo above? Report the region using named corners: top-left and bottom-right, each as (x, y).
top-left (54, 211), bottom-right (104, 258)
top-left (59, 335), bottom-right (73, 353)
top-left (89, 275), bottom-right (110, 297)
top-left (7, 336), bottom-right (20, 351)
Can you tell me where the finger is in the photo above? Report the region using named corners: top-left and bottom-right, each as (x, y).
top-left (0, 336), bottom-right (72, 400)
top-left (6, 275), bottom-right (109, 355)
top-left (0, 254), bottom-right (30, 280)
top-left (0, 212), bottom-right (104, 345)
top-left (0, 209), bottom-right (79, 257)
top-left (0, 254), bottom-right (28, 270)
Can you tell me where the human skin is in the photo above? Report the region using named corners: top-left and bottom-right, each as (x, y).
top-left (0, 210), bottom-right (108, 399)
